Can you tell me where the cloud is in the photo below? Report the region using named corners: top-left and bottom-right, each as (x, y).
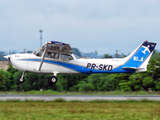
top-left (0, 0), bottom-right (160, 53)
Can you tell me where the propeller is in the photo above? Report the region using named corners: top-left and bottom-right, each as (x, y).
top-left (8, 49), bottom-right (11, 65)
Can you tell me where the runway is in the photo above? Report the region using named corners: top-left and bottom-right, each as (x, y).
top-left (0, 95), bottom-right (160, 101)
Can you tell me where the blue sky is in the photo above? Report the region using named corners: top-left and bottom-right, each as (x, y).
top-left (0, 0), bottom-right (160, 55)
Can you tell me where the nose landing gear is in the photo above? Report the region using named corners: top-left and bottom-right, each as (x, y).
top-left (18, 72), bottom-right (25, 83)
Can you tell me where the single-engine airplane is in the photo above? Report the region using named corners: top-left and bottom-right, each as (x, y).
top-left (4, 40), bottom-right (156, 84)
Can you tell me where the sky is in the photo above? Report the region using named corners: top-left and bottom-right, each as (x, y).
top-left (0, 0), bottom-right (160, 55)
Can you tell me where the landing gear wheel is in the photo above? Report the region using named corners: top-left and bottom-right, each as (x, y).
top-left (48, 76), bottom-right (58, 84)
top-left (18, 77), bottom-right (25, 83)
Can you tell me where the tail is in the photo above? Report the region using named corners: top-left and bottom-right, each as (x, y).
top-left (122, 41), bottom-right (157, 72)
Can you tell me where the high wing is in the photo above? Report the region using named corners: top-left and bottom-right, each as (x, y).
top-left (38, 41), bottom-right (73, 71)
top-left (41, 41), bottom-right (73, 54)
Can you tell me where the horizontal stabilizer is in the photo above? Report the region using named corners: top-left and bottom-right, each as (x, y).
top-left (123, 67), bottom-right (139, 69)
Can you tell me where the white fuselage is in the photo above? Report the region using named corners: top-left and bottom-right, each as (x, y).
top-left (4, 41), bottom-right (157, 76)
top-left (9, 53), bottom-right (135, 74)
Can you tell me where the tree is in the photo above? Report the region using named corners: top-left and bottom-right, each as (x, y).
top-left (152, 50), bottom-right (160, 61)
top-left (56, 74), bottom-right (88, 92)
top-left (119, 53), bottom-right (127, 58)
top-left (0, 73), bottom-right (6, 90)
top-left (81, 74), bottom-right (119, 91)
top-left (0, 51), bottom-right (7, 61)
top-left (72, 48), bottom-right (82, 57)
top-left (103, 54), bottom-right (113, 58)
top-left (77, 81), bottom-right (94, 92)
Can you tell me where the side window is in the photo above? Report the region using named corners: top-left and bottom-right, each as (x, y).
top-left (53, 53), bottom-right (59, 59)
top-left (61, 54), bottom-right (73, 61)
top-left (45, 52), bottom-right (59, 59)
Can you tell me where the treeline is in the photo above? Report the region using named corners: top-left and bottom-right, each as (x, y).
top-left (0, 51), bottom-right (160, 92)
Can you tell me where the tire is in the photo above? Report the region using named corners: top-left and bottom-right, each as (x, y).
top-left (48, 76), bottom-right (58, 84)
top-left (18, 77), bottom-right (25, 83)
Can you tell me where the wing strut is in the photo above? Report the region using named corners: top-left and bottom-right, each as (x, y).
top-left (37, 44), bottom-right (48, 71)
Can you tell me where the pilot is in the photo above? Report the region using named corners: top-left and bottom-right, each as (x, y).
top-left (47, 52), bottom-right (52, 58)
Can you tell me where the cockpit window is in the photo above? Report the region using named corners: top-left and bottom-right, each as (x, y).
top-left (33, 49), bottom-right (43, 57)
top-left (61, 54), bottom-right (73, 61)
top-left (74, 54), bottom-right (80, 59)
top-left (45, 52), bottom-right (59, 59)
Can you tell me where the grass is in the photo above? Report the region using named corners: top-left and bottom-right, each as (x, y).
top-left (0, 100), bottom-right (160, 120)
top-left (1, 90), bottom-right (160, 95)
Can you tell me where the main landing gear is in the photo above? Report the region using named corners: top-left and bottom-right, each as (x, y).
top-left (48, 76), bottom-right (58, 84)
top-left (48, 72), bottom-right (58, 85)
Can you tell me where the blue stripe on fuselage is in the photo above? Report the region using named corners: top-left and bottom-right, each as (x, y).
top-left (17, 59), bottom-right (136, 73)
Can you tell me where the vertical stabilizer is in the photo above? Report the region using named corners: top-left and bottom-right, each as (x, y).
top-left (123, 41), bottom-right (157, 72)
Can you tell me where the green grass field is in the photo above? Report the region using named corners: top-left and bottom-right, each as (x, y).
top-left (1, 90), bottom-right (160, 95)
top-left (0, 100), bottom-right (160, 120)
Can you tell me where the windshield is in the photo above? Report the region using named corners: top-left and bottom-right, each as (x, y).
top-left (33, 49), bottom-right (43, 57)
top-left (73, 54), bottom-right (81, 59)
